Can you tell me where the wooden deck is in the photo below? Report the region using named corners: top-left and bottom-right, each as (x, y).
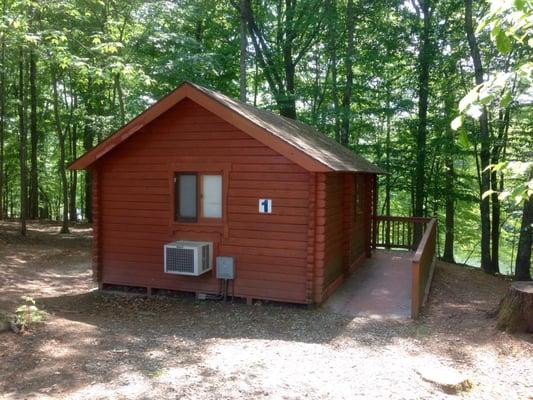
top-left (324, 215), bottom-right (437, 319)
top-left (324, 250), bottom-right (413, 319)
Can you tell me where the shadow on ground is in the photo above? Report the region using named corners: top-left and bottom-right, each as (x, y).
top-left (1, 220), bottom-right (531, 399)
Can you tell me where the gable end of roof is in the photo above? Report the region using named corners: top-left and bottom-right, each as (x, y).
top-left (69, 81), bottom-right (384, 175)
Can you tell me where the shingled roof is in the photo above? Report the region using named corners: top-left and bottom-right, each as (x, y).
top-left (69, 81), bottom-right (384, 174)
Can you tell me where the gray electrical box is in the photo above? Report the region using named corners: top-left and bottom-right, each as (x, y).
top-left (216, 256), bottom-right (235, 279)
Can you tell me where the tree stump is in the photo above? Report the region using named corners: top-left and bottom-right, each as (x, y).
top-left (497, 281), bottom-right (533, 333)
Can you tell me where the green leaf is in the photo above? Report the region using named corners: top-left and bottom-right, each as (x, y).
top-left (492, 162), bottom-right (508, 172)
top-left (514, 0), bottom-right (526, 11)
top-left (496, 31), bottom-right (512, 54)
top-left (500, 91), bottom-right (512, 108)
top-left (458, 130), bottom-right (470, 148)
top-left (490, 24), bottom-right (501, 40)
top-left (476, 17), bottom-right (490, 33)
top-left (451, 116), bottom-right (463, 130)
top-left (478, 86), bottom-right (495, 105)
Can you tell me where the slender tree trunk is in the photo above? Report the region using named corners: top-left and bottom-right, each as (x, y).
top-left (443, 155), bottom-right (455, 263)
top-left (490, 166), bottom-right (500, 272)
top-left (385, 95), bottom-right (391, 217)
top-left (0, 1), bottom-right (5, 221)
top-left (115, 73), bottom-right (125, 126)
top-left (464, 0), bottom-right (493, 273)
top-left (326, 0), bottom-right (340, 142)
top-left (490, 108), bottom-right (510, 273)
top-left (515, 192), bottom-right (532, 281)
top-left (442, 79), bottom-right (455, 262)
top-left (280, 0), bottom-right (296, 119)
top-left (69, 125), bottom-right (77, 222)
top-left (414, 0), bottom-right (432, 234)
top-left (83, 80), bottom-right (93, 222)
top-left (239, 0), bottom-right (247, 102)
top-left (253, 58), bottom-right (258, 106)
top-left (18, 47), bottom-right (27, 236)
top-left (341, 0), bottom-right (354, 146)
top-left (29, 48), bottom-right (38, 220)
top-left (52, 68), bottom-right (69, 234)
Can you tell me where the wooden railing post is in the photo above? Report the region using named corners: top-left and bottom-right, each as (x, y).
top-left (410, 218), bottom-right (437, 319)
top-left (371, 215), bottom-right (431, 250)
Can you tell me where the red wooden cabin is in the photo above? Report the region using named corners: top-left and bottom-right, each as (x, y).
top-left (70, 82), bottom-right (383, 305)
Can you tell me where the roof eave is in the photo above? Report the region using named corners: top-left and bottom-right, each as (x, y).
top-left (69, 82), bottom-right (333, 172)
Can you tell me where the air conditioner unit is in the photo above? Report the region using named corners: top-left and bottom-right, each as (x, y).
top-left (164, 241), bottom-right (213, 276)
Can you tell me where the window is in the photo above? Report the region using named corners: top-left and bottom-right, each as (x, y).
top-left (202, 175), bottom-right (222, 218)
top-left (353, 175), bottom-right (364, 224)
top-left (175, 173), bottom-right (222, 222)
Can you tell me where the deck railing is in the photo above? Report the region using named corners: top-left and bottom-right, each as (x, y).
top-left (372, 215), bottom-right (437, 319)
top-left (372, 215), bottom-right (432, 250)
top-left (410, 218), bottom-right (437, 319)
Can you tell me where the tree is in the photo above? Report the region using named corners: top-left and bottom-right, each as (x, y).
top-left (412, 0), bottom-right (432, 221)
top-left (239, 0), bottom-right (247, 102)
top-left (463, 0), bottom-right (493, 274)
top-left (515, 191), bottom-right (532, 281)
top-left (29, 46), bottom-right (38, 219)
top-left (340, 0), bottom-right (355, 146)
top-left (18, 46), bottom-right (27, 236)
top-left (52, 66), bottom-right (69, 234)
top-left (241, 0), bottom-right (324, 119)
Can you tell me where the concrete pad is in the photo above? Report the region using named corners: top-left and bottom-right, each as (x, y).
top-left (324, 250), bottom-right (412, 319)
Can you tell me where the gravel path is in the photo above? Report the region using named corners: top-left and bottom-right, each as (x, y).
top-left (0, 221), bottom-right (531, 399)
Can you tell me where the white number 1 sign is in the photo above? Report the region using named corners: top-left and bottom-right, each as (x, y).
top-left (259, 199), bottom-right (272, 214)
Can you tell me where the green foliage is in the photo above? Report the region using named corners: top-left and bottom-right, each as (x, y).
top-left (13, 296), bottom-right (48, 332)
top-left (0, 0), bottom-right (530, 276)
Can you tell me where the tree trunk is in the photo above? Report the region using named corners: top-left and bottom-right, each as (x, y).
top-left (239, 0), bottom-right (247, 102)
top-left (83, 78), bottom-right (93, 222)
top-left (280, 0), bottom-right (296, 120)
top-left (490, 108), bottom-right (510, 274)
top-left (341, 0), bottom-right (354, 146)
top-left (29, 48), bottom-right (38, 220)
top-left (443, 158), bottom-right (455, 263)
top-left (326, 0), bottom-right (340, 142)
top-left (490, 167), bottom-right (500, 273)
top-left (18, 47), bottom-right (27, 236)
top-left (464, 0), bottom-right (492, 274)
top-left (52, 68), bottom-right (69, 234)
top-left (241, 0), bottom-right (321, 120)
top-left (69, 125), bottom-right (78, 222)
top-left (497, 282), bottom-right (533, 333)
top-left (115, 73), bottom-right (125, 126)
top-left (443, 81), bottom-right (455, 263)
top-left (414, 0), bottom-right (432, 245)
top-left (0, 0), bottom-right (5, 221)
top-left (385, 94), bottom-right (391, 218)
top-left (514, 193), bottom-right (532, 281)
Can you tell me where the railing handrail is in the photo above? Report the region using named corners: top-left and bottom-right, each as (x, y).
top-left (372, 215), bottom-right (432, 250)
top-left (412, 218), bottom-right (436, 263)
top-left (374, 215), bottom-right (432, 224)
top-left (411, 217), bottom-right (437, 319)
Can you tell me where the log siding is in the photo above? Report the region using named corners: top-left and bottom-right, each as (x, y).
top-left (83, 96), bottom-right (378, 305)
top-left (97, 99), bottom-right (310, 303)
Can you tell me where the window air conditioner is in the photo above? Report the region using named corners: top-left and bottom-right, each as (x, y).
top-left (164, 241), bottom-right (213, 276)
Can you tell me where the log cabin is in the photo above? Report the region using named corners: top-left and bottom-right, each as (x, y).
top-left (69, 81), bottom-right (384, 305)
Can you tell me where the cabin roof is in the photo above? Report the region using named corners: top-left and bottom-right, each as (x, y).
top-left (69, 81), bottom-right (384, 174)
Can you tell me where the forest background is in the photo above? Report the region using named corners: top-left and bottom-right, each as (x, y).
top-left (0, 0), bottom-right (531, 278)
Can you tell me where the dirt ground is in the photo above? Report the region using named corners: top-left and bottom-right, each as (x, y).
top-left (0, 221), bottom-right (531, 400)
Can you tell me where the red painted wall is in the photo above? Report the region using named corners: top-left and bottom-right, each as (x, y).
top-left (96, 99), bottom-right (310, 303)
top-left (321, 172), bottom-right (370, 295)
top-left (91, 98), bottom-right (374, 305)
